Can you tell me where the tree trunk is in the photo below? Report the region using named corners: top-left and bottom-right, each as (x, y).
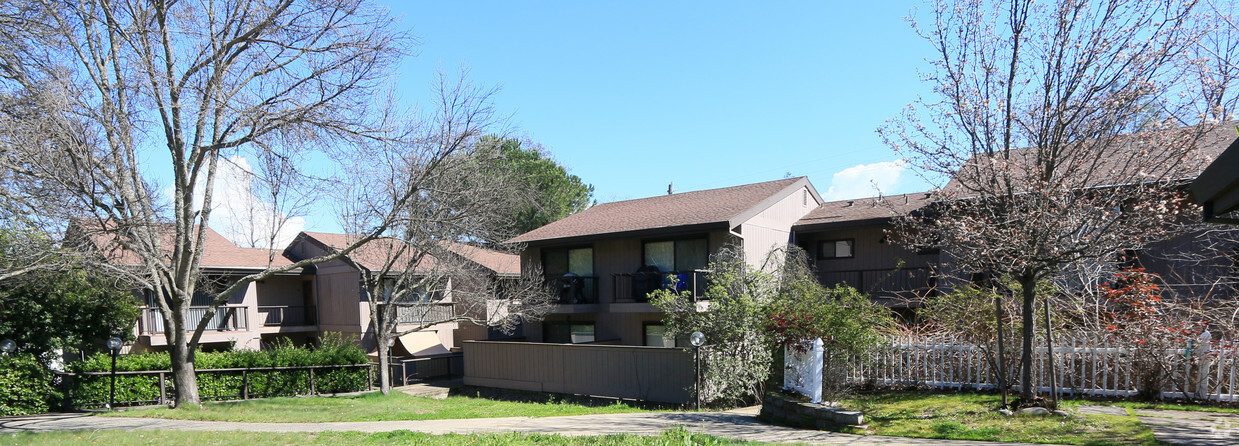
top-left (168, 329), bottom-right (200, 408)
top-left (995, 289), bottom-right (1008, 407)
top-left (1019, 273), bottom-right (1036, 403)
top-left (377, 339), bottom-right (391, 395)
top-left (1044, 294), bottom-right (1058, 409)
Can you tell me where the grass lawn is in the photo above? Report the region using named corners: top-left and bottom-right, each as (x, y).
top-left (101, 388), bottom-right (657, 423)
top-left (3, 428), bottom-right (760, 446)
top-left (835, 391), bottom-right (1159, 445)
top-left (1063, 398), bottom-right (1239, 415)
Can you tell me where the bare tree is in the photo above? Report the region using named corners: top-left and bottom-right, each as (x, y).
top-left (329, 82), bottom-right (556, 393)
top-left (880, 0), bottom-right (1233, 408)
top-left (0, 0), bottom-right (516, 408)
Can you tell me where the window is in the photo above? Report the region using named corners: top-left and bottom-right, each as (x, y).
top-left (544, 322), bottom-right (595, 344)
top-left (643, 238), bottom-right (708, 272)
top-left (817, 239), bottom-right (854, 259)
top-left (544, 247), bottom-right (593, 277)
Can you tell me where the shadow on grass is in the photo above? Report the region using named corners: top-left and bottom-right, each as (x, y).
top-left (448, 386), bottom-right (679, 411)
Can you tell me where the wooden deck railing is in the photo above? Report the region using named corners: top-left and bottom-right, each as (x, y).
top-left (612, 270), bottom-right (709, 303)
top-left (818, 267), bottom-right (935, 297)
top-left (257, 305), bottom-right (316, 327)
top-left (380, 302), bottom-right (455, 324)
top-left (138, 305), bottom-right (248, 334)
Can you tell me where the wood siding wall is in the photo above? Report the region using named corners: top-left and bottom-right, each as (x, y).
top-left (463, 341), bottom-right (695, 404)
top-left (798, 225), bottom-right (937, 274)
top-left (741, 186), bottom-right (818, 271)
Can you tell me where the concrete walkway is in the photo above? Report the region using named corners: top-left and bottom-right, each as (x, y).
top-left (1, 407), bottom-right (1044, 445)
top-left (1080, 405), bottom-right (1239, 445)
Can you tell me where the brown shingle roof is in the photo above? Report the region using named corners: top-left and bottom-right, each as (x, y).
top-left (794, 193), bottom-right (933, 230)
top-left (946, 123), bottom-right (1237, 196)
top-left (508, 177), bottom-right (809, 244)
top-left (297, 232), bottom-right (517, 275)
top-left (297, 232), bottom-right (434, 273)
top-left (80, 222), bottom-right (294, 270)
top-left (442, 242), bottom-right (520, 276)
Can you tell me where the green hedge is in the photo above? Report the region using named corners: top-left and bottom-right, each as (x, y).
top-left (67, 334), bottom-right (370, 409)
top-left (0, 353), bottom-right (60, 416)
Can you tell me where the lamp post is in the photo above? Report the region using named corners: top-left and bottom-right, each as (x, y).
top-left (0, 339), bottom-right (15, 356)
top-left (689, 331), bottom-right (705, 411)
top-left (386, 337), bottom-right (396, 388)
top-left (106, 337), bottom-right (122, 410)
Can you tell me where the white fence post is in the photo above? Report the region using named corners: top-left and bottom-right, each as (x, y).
top-left (784, 338), bottom-right (823, 404)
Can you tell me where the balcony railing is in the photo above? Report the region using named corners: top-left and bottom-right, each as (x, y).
top-left (381, 302), bottom-right (455, 325)
top-left (613, 270), bottom-right (709, 303)
top-left (546, 275), bottom-right (599, 304)
top-left (818, 267), bottom-right (936, 297)
top-left (138, 305), bottom-right (249, 334)
top-left (257, 306), bottom-right (316, 327)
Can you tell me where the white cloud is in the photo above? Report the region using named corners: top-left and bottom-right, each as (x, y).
top-left (820, 160), bottom-right (907, 201)
top-left (205, 156), bottom-right (305, 249)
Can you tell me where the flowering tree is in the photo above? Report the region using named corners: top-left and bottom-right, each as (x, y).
top-left (880, 0), bottom-right (1231, 407)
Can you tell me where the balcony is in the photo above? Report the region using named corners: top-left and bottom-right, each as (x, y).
top-left (138, 305), bottom-right (249, 334)
top-left (613, 270), bottom-right (709, 303)
top-left (547, 275), bottom-right (599, 304)
top-left (818, 267), bottom-right (936, 302)
top-left (257, 306), bottom-right (316, 327)
top-left (381, 302), bottom-right (456, 325)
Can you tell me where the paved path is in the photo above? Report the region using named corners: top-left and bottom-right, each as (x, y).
top-left (1079, 405), bottom-right (1239, 445)
top-left (1, 408), bottom-right (1043, 445)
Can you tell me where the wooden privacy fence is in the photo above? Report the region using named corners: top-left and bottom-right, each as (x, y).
top-left (388, 353), bottom-right (463, 386)
top-left (852, 334), bottom-right (1239, 401)
top-left (463, 340), bottom-right (695, 404)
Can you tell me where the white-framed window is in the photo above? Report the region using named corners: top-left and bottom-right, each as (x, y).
top-left (818, 239), bottom-right (854, 259)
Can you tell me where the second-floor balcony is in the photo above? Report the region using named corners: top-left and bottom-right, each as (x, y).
top-left (546, 275), bottom-right (599, 304)
top-left (138, 305), bottom-right (248, 334)
top-left (818, 267), bottom-right (936, 299)
top-left (380, 302), bottom-right (456, 325)
top-left (613, 270), bottom-right (709, 303)
top-left (257, 306), bottom-right (317, 327)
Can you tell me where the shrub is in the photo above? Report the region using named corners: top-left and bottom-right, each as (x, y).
top-left (66, 333), bottom-right (370, 408)
top-left (0, 353), bottom-right (59, 416)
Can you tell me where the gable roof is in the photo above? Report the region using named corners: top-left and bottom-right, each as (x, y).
top-left (77, 222), bottom-right (295, 271)
top-left (293, 231), bottom-right (434, 273)
top-left (508, 177), bottom-right (820, 244)
top-left (1191, 133), bottom-right (1239, 222)
top-left (945, 123), bottom-right (1236, 196)
top-left (794, 192), bottom-right (934, 231)
top-left (293, 231), bottom-right (518, 276)
top-left (442, 242), bottom-right (521, 276)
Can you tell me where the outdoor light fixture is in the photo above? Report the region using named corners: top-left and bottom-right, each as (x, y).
top-left (0, 339), bottom-right (15, 355)
top-left (690, 331), bottom-right (705, 411)
top-left (107, 337), bottom-right (122, 410)
top-left (387, 337), bottom-right (396, 387)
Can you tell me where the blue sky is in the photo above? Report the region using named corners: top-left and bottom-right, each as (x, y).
top-left (187, 1), bottom-right (944, 241)
top-left (379, 1), bottom-right (938, 205)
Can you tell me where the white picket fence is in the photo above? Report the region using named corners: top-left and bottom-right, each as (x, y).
top-left (851, 334), bottom-right (1239, 401)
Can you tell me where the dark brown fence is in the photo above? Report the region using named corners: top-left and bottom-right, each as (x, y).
top-left (463, 340), bottom-right (694, 404)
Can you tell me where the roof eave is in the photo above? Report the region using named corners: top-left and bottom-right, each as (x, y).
top-left (519, 222), bottom-right (731, 247)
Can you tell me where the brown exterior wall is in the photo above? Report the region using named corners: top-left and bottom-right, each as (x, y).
top-left (463, 340), bottom-right (695, 404)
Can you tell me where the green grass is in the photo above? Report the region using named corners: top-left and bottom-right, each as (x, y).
top-left (102, 389), bottom-right (655, 423)
top-left (834, 391), bottom-right (1159, 445)
top-left (1, 428), bottom-right (763, 446)
top-left (1064, 398), bottom-right (1239, 415)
